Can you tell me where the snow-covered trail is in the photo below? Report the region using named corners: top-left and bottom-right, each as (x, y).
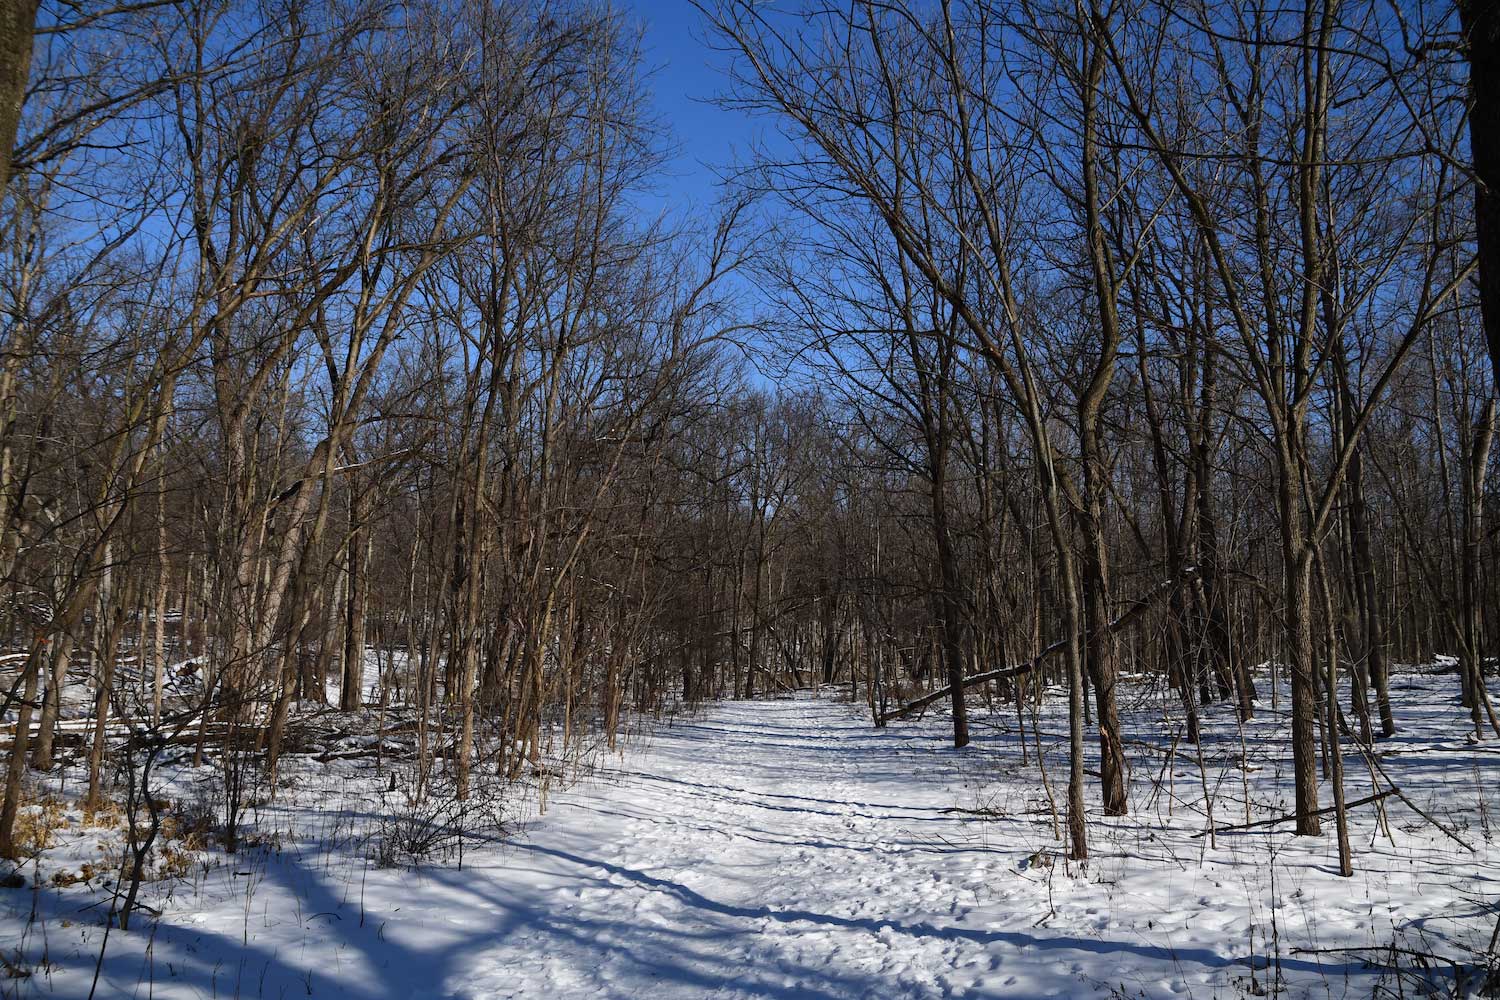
top-left (13, 685), bottom-right (1493, 999)
top-left (455, 697), bottom-right (1010, 999)
top-left (362, 696), bottom-right (1283, 999)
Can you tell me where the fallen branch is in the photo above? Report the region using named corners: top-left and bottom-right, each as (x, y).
top-left (878, 568), bottom-right (1197, 726)
top-left (879, 649), bottom-right (1061, 726)
top-left (1352, 728), bottom-right (1475, 852)
top-left (1190, 789), bottom-right (1394, 838)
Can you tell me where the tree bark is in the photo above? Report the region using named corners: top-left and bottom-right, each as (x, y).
top-left (1462, 0), bottom-right (1500, 388)
top-left (341, 479), bottom-right (370, 712)
top-left (0, 0), bottom-right (36, 193)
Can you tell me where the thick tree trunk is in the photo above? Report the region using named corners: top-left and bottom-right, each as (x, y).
top-left (1079, 501), bottom-right (1126, 814)
top-left (1286, 540), bottom-right (1322, 836)
top-left (0, 0), bottom-right (37, 194)
top-left (1460, 398), bottom-right (1496, 737)
top-left (0, 644), bottom-right (42, 857)
top-left (29, 631), bottom-right (72, 770)
top-left (1463, 1), bottom-right (1500, 389)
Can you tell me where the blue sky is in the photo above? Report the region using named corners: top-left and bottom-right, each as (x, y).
top-left (619, 0), bottom-right (792, 387)
top-left (621, 0), bottom-right (760, 222)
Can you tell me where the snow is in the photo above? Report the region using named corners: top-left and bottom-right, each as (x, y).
top-left (1, 672), bottom-right (1496, 998)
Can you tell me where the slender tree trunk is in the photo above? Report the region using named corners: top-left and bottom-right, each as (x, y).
top-left (152, 535), bottom-right (169, 725)
top-left (1078, 33), bottom-right (1127, 815)
top-left (1314, 549), bottom-right (1353, 875)
top-left (819, 584), bottom-right (839, 686)
top-left (86, 607), bottom-right (127, 811)
top-left (341, 481), bottom-right (370, 712)
top-left (1348, 447), bottom-right (1393, 737)
top-left (931, 470), bottom-right (970, 748)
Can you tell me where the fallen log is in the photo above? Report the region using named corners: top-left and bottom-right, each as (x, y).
top-left (879, 643), bottom-right (1066, 726)
top-left (877, 567), bottom-right (1197, 726)
top-left (1190, 789), bottom-right (1395, 838)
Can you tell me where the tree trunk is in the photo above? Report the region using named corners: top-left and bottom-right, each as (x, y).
top-left (341, 481), bottom-right (370, 712)
top-left (0, 644), bottom-right (42, 857)
top-left (1461, 398), bottom-right (1496, 737)
top-left (1286, 540), bottom-right (1322, 836)
top-left (1462, 0), bottom-right (1500, 389)
top-left (1348, 447), bottom-right (1393, 737)
top-left (931, 474), bottom-right (970, 748)
top-left (0, 0), bottom-right (37, 194)
top-left (29, 631), bottom-right (73, 770)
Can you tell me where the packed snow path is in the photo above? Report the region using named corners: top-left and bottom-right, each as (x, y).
top-left (279, 694), bottom-right (1477, 999)
top-left (366, 695), bottom-right (1486, 999)
top-left (470, 697), bottom-right (1025, 999)
top-left (13, 686), bottom-right (1496, 998)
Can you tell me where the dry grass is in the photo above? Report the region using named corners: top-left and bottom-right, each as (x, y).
top-left (9, 793), bottom-right (66, 857)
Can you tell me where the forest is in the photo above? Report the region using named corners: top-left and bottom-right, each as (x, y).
top-left (0, 0), bottom-right (1496, 997)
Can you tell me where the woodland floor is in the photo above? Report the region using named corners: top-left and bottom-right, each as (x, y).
top-left (0, 671), bottom-right (1497, 998)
